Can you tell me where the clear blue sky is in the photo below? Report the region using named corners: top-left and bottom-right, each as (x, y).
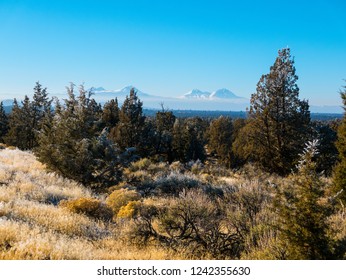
top-left (0, 0), bottom-right (345, 107)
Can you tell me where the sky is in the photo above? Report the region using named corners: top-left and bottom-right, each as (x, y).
top-left (0, 0), bottom-right (345, 109)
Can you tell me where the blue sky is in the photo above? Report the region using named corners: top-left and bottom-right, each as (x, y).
top-left (0, 0), bottom-right (345, 108)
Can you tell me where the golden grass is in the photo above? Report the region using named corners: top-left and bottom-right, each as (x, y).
top-left (1, 148), bottom-right (345, 260)
top-left (0, 148), bottom-right (178, 260)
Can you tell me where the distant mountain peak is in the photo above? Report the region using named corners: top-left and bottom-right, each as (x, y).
top-left (90, 85), bottom-right (151, 100)
top-left (210, 88), bottom-right (240, 99)
top-left (119, 85), bottom-right (135, 91)
top-left (183, 89), bottom-right (211, 99)
top-left (92, 86), bottom-right (106, 92)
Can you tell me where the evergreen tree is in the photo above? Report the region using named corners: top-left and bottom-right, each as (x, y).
top-left (275, 140), bottom-right (332, 259)
top-left (208, 116), bottom-right (234, 168)
top-left (110, 88), bottom-right (145, 153)
top-left (5, 97), bottom-right (34, 149)
top-left (231, 118), bottom-right (247, 167)
top-left (0, 102), bottom-right (9, 143)
top-left (153, 108), bottom-right (176, 162)
top-left (35, 84), bottom-right (120, 190)
top-left (30, 82), bottom-right (53, 148)
top-left (311, 121), bottom-right (338, 175)
top-left (333, 84), bottom-right (346, 203)
top-left (101, 98), bottom-right (119, 129)
top-left (172, 117), bottom-right (206, 162)
top-left (4, 82), bottom-right (52, 150)
top-left (244, 48), bottom-right (310, 174)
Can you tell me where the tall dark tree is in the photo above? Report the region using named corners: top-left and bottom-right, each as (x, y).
top-left (242, 48), bottom-right (310, 174)
top-left (30, 82), bottom-right (53, 148)
top-left (101, 98), bottom-right (119, 129)
top-left (0, 102), bottom-right (9, 143)
top-left (4, 82), bottom-right (52, 150)
top-left (110, 88), bottom-right (145, 152)
top-left (153, 107), bottom-right (176, 162)
top-left (5, 97), bottom-right (33, 149)
top-left (208, 116), bottom-right (234, 168)
top-left (172, 117), bottom-right (207, 162)
top-left (333, 84), bottom-right (346, 203)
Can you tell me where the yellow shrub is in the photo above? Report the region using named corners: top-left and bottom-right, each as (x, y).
top-left (106, 189), bottom-right (141, 215)
top-left (117, 201), bottom-right (142, 219)
top-left (59, 197), bottom-right (113, 221)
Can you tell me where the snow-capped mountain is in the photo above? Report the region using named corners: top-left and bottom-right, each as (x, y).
top-left (182, 89), bottom-right (211, 99)
top-left (91, 85), bottom-right (151, 100)
top-left (210, 88), bottom-right (240, 99)
top-left (182, 88), bottom-right (243, 100)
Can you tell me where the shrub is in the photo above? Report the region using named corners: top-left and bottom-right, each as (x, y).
top-left (129, 190), bottom-right (242, 259)
top-left (190, 160), bottom-right (204, 175)
top-left (169, 161), bottom-right (185, 172)
top-left (154, 172), bottom-right (200, 196)
top-left (106, 189), bottom-right (141, 216)
top-left (117, 201), bottom-right (142, 219)
top-left (128, 158), bottom-right (152, 172)
top-left (59, 197), bottom-right (113, 221)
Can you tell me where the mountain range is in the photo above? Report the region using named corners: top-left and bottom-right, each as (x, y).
top-left (90, 86), bottom-right (244, 101)
top-left (1, 86), bottom-right (343, 113)
top-left (182, 88), bottom-right (242, 100)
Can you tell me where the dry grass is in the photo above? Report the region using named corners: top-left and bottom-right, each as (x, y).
top-left (1, 149), bottom-right (345, 260)
top-left (0, 148), bottom-right (177, 260)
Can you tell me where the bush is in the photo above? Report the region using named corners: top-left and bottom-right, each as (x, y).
top-left (59, 197), bottom-right (113, 221)
top-left (106, 189), bottom-right (141, 216)
top-left (127, 158), bottom-right (152, 172)
top-left (129, 190), bottom-right (242, 259)
top-left (117, 201), bottom-right (142, 219)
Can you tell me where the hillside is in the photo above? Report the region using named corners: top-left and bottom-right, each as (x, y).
top-left (0, 147), bottom-right (345, 260)
top-left (0, 148), bottom-right (179, 259)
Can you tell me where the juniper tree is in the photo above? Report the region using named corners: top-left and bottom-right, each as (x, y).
top-left (30, 82), bottom-right (53, 148)
top-left (333, 84), bottom-right (346, 203)
top-left (172, 117), bottom-right (207, 162)
top-left (275, 140), bottom-right (333, 259)
top-left (4, 82), bottom-right (52, 150)
top-left (311, 121), bottom-right (338, 175)
top-left (243, 48), bottom-right (310, 174)
top-left (35, 84), bottom-right (121, 190)
top-left (0, 102), bottom-right (8, 143)
top-left (153, 108), bottom-right (176, 162)
top-left (101, 98), bottom-right (119, 129)
top-left (208, 116), bottom-right (234, 168)
top-left (5, 96), bottom-right (33, 149)
top-left (109, 88), bottom-right (146, 153)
